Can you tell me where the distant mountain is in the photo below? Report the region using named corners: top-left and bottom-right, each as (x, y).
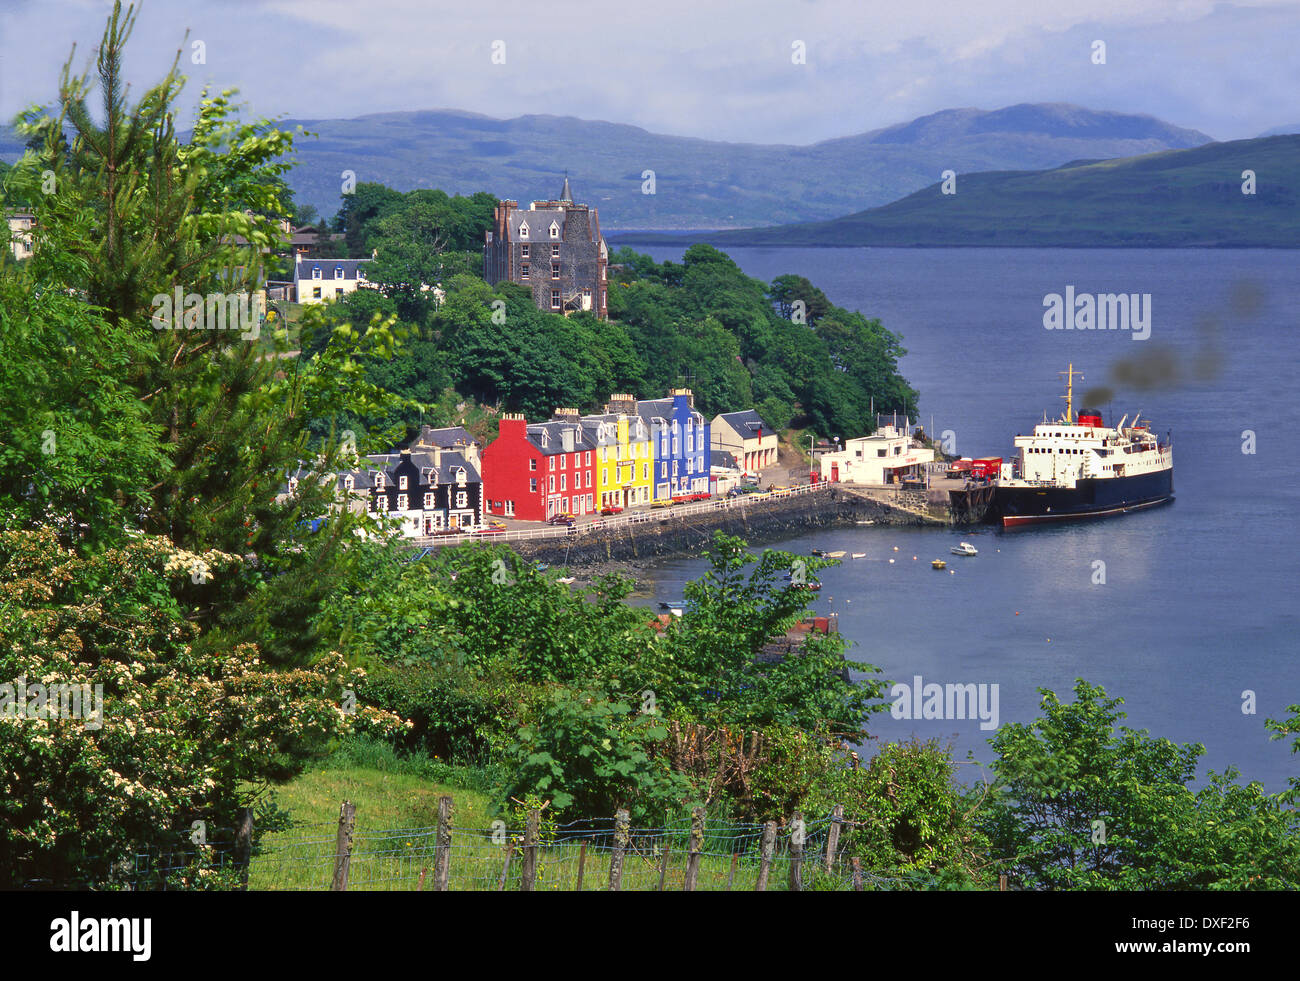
top-left (682, 135), bottom-right (1299, 248)
top-left (261, 103), bottom-right (1211, 229)
top-left (0, 104), bottom-right (1217, 230)
top-left (1258, 124), bottom-right (1300, 137)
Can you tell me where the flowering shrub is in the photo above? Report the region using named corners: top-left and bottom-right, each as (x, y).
top-left (0, 527), bottom-right (404, 888)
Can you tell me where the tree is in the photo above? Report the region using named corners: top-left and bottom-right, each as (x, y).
top-left (984, 680), bottom-right (1300, 889)
top-left (0, 526), bottom-right (401, 888)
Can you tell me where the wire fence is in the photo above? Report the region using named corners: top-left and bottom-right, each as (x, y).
top-left (117, 803), bottom-right (951, 892)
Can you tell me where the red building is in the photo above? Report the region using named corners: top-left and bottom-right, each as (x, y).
top-left (482, 411), bottom-right (598, 521)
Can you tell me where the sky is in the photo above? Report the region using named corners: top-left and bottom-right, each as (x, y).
top-left (1, 0), bottom-right (1297, 144)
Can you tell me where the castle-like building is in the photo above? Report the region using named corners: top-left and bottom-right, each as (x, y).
top-left (482, 177), bottom-right (608, 319)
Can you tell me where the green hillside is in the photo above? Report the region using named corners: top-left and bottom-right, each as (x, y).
top-left (696, 135), bottom-right (1299, 247)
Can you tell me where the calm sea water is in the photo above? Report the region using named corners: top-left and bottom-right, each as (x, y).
top-left (630, 246), bottom-right (1300, 791)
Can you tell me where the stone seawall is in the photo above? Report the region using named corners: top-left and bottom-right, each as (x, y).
top-left (507, 488), bottom-right (926, 568)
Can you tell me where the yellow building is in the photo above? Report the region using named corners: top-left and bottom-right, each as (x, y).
top-left (583, 395), bottom-right (653, 509)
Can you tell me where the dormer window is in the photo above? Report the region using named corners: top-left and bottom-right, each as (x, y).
top-left (399, 475), bottom-right (409, 490)
top-left (518, 221), bottom-right (529, 239)
top-left (357, 268), bottom-right (366, 281)
top-left (374, 473), bottom-right (385, 490)
top-left (455, 468), bottom-right (467, 485)
top-left (288, 477), bottom-right (299, 494)
top-left (343, 475), bottom-right (354, 491)
top-left (549, 221), bottom-right (560, 239)
top-left (311, 266), bottom-right (322, 280)
top-left (334, 266), bottom-right (345, 280)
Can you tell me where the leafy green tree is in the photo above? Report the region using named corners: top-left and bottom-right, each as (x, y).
top-left (984, 680), bottom-right (1300, 889)
top-left (649, 532), bottom-right (885, 736)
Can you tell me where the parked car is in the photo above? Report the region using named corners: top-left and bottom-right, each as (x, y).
top-left (488, 519), bottom-right (507, 530)
top-left (650, 500), bottom-right (674, 510)
top-left (599, 505), bottom-right (624, 515)
top-left (547, 513), bottom-right (576, 526)
top-left (473, 525), bottom-right (505, 535)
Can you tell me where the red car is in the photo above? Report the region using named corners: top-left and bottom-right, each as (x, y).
top-left (599, 505), bottom-right (624, 516)
top-left (547, 513), bottom-right (576, 526)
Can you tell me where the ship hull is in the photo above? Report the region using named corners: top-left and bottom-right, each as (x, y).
top-left (994, 468), bottom-right (1173, 527)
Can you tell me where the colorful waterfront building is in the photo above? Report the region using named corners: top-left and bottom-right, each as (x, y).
top-left (584, 394), bottom-right (653, 509)
top-left (481, 412), bottom-right (597, 521)
top-left (637, 389), bottom-right (710, 499)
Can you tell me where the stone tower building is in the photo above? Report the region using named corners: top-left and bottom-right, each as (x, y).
top-left (482, 177), bottom-right (609, 319)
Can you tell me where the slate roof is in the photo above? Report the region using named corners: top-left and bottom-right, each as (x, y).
top-left (294, 257), bottom-right (371, 281)
top-left (526, 420), bottom-right (592, 455)
top-left (411, 425), bottom-right (476, 450)
top-left (711, 450), bottom-right (739, 469)
top-left (716, 410), bottom-right (772, 438)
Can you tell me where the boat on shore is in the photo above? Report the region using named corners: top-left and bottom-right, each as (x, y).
top-left (992, 365), bottom-right (1174, 528)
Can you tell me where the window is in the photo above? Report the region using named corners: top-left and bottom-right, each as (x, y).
top-left (397, 494), bottom-right (407, 511)
top-left (642, 464), bottom-right (648, 480)
top-left (877, 449), bottom-right (887, 458)
top-left (560, 455), bottom-right (566, 469)
top-left (549, 476), bottom-right (555, 492)
top-left (551, 263), bottom-right (560, 280)
top-left (530, 478), bottom-right (537, 493)
top-left (456, 491), bottom-right (467, 508)
top-left (661, 463), bottom-right (667, 478)
top-left (343, 475), bottom-right (354, 491)
top-left (312, 286), bottom-right (322, 299)
top-left (549, 221), bottom-right (560, 239)
top-left (549, 457), bottom-right (556, 470)
top-left (423, 493), bottom-right (433, 508)
top-left (551, 243), bottom-right (560, 258)
top-left (602, 468), bottom-right (608, 485)
top-left (334, 266), bottom-right (345, 280)
top-left (529, 459), bottom-right (537, 471)
top-left (518, 221), bottom-right (529, 239)
top-left (521, 264), bottom-right (530, 281)
top-left (505, 500), bottom-right (515, 516)
top-left (288, 477), bottom-right (298, 494)
top-left (585, 451), bottom-right (591, 466)
top-left (551, 289), bottom-right (561, 309)
top-left (374, 474), bottom-right (385, 489)
top-left (560, 474), bottom-right (566, 491)
top-left (521, 244), bottom-right (530, 258)
top-left (399, 475), bottom-right (408, 490)
top-left (311, 266), bottom-right (322, 280)
top-left (357, 268), bottom-right (366, 281)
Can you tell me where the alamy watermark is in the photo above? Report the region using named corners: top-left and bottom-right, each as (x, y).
top-left (1043, 286), bottom-right (1150, 340)
top-left (890, 675), bottom-right (999, 730)
top-left (150, 288), bottom-right (262, 340)
top-left (1, 677), bottom-right (104, 730)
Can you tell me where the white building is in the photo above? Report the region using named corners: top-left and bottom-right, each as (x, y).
top-left (5, 209), bottom-right (35, 261)
top-left (817, 425), bottom-right (934, 485)
top-left (294, 256), bottom-right (373, 304)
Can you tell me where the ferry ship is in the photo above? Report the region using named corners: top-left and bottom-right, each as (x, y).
top-left (993, 365), bottom-right (1174, 527)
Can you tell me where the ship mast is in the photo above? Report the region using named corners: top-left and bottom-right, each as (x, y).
top-left (1059, 363), bottom-right (1081, 424)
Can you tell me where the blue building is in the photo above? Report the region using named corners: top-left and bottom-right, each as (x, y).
top-left (637, 389), bottom-right (711, 499)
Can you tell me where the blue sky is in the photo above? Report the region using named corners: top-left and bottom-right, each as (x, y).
top-left (1, 0), bottom-right (1297, 143)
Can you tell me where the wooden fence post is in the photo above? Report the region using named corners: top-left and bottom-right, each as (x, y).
top-left (656, 843), bottom-right (672, 891)
top-left (727, 852), bottom-right (738, 890)
top-left (575, 842), bottom-right (587, 891)
top-left (520, 809), bottom-right (540, 891)
top-left (607, 809), bottom-right (630, 891)
top-left (434, 795), bottom-right (453, 891)
top-left (824, 804), bottom-right (843, 875)
top-left (496, 842), bottom-right (513, 891)
top-left (683, 807), bottom-right (705, 891)
top-left (788, 812), bottom-right (805, 892)
top-left (851, 857), bottom-right (863, 892)
top-left (330, 800), bottom-right (356, 891)
top-left (756, 821), bottom-right (776, 891)
top-left (233, 807), bottom-right (254, 891)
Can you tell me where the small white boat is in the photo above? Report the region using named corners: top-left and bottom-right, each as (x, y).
top-left (826, 550), bottom-right (847, 559)
top-left (556, 576), bottom-right (577, 584)
top-left (950, 542), bottom-right (978, 556)
top-left (851, 552), bottom-right (866, 560)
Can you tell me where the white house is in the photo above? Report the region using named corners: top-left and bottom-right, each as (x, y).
top-left (817, 424), bottom-right (934, 485)
top-left (294, 256), bottom-right (373, 304)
